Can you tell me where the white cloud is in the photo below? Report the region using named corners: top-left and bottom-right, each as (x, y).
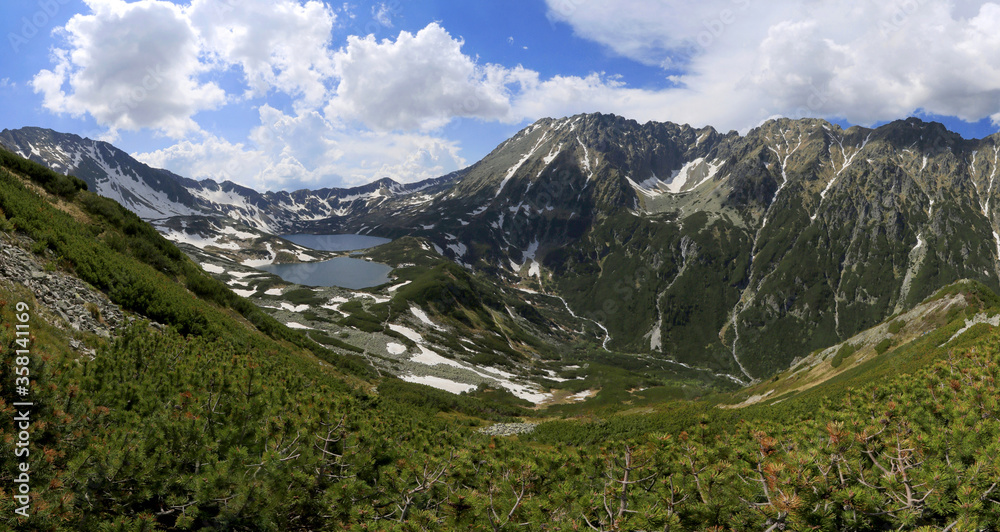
top-left (547, 0), bottom-right (722, 66)
top-left (44, 1), bottom-right (1000, 194)
top-left (544, 0), bottom-right (1000, 130)
top-left (372, 3), bottom-right (395, 28)
top-left (188, 0), bottom-right (337, 109)
top-left (133, 134), bottom-right (271, 184)
top-left (326, 22), bottom-right (513, 130)
top-left (252, 105), bottom-right (467, 187)
top-left (32, 0), bottom-right (339, 138)
top-left (135, 105), bottom-right (466, 191)
top-left (32, 0), bottom-right (225, 138)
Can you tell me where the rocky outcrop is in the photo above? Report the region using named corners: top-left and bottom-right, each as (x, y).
top-left (0, 235), bottom-right (130, 339)
top-left (477, 423), bottom-right (537, 437)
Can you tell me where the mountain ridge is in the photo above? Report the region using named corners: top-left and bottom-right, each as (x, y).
top-left (0, 126), bottom-right (460, 232)
top-left (7, 114), bottom-right (1000, 382)
top-left (8, 126), bottom-right (1000, 530)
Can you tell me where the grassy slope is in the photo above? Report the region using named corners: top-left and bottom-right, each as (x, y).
top-left (4, 146), bottom-right (1000, 529)
top-left (530, 280), bottom-right (1000, 443)
top-left (0, 148), bottom-right (529, 529)
top-left (363, 236), bottom-right (735, 402)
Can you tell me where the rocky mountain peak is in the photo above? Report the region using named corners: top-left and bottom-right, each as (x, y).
top-left (11, 115), bottom-right (1000, 382)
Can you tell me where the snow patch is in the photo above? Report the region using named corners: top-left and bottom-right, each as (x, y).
top-left (231, 288), bottom-right (257, 297)
top-left (351, 292), bottom-right (390, 304)
top-left (389, 324), bottom-right (424, 343)
top-left (496, 132), bottom-right (550, 197)
top-left (220, 226), bottom-right (256, 239)
top-left (201, 263), bottom-right (225, 274)
top-left (568, 390), bottom-right (594, 402)
top-left (411, 345), bottom-right (466, 369)
top-left (161, 229), bottom-right (236, 250)
top-left (627, 158), bottom-right (722, 196)
top-left (541, 143), bottom-right (562, 167)
top-left (446, 242), bottom-right (468, 257)
top-left (387, 280), bottom-right (411, 292)
top-left (411, 306), bottom-right (444, 330)
top-left (391, 320), bottom-right (554, 404)
top-left (543, 369), bottom-right (571, 383)
top-left (400, 374), bottom-right (477, 394)
top-left (241, 243), bottom-right (276, 267)
top-left (577, 136), bottom-right (594, 181)
top-left (386, 343), bottom-right (407, 355)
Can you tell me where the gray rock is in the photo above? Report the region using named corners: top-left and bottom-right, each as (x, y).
top-left (477, 423), bottom-right (538, 437)
top-left (0, 237), bottom-right (129, 342)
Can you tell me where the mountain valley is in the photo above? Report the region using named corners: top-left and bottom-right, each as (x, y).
top-left (4, 116), bottom-right (1000, 529)
top-left (5, 114), bottom-right (1000, 386)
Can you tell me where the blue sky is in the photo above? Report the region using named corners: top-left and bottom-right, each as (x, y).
top-left (4, 0), bottom-right (1000, 191)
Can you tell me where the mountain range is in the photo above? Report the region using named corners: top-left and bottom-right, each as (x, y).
top-left (6, 114), bottom-right (1000, 529)
top-left (5, 113), bottom-right (1000, 383)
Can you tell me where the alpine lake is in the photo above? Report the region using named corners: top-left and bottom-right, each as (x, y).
top-left (257, 234), bottom-right (393, 289)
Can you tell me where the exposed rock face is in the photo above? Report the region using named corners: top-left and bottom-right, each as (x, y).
top-left (0, 126), bottom-right (459, 232)
top-left (11, 115), bottom-right (1000, 382)
top-left (0, 236), bottom-right (130, 339)
top-left (346, 115), bottom-right (1000, 381)
top-left (477, 423), bottom-right (537, 437)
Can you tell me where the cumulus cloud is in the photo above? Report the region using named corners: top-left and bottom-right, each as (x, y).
top-left (32, 0), bottom-right (225, 138)
top-left (133, 134), bottom-right (271, 184)
top-left (251, 105), bottom-right (466, 187)
top-left (545, 0), bottom-right (1000, 129)
top-left (326, 23), bottom-right (513, 130)
top-left (36, 4), bottom-right (477, 189)
top-left (188, 0), bottom-right (337, 108)
top-left (40, 0), bottom-right (1000, 192)
top-left (135, 105), bottom-right (466, 191)
top-left (32, 0), bottom-right (338, 138)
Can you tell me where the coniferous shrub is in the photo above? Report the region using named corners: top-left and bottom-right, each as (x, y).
top-left (831, 343), bottom-right (856, 368)
top-left (0, 146), bottom-right (87, 198)
top-left (874, 337), bottom-right (893, 354)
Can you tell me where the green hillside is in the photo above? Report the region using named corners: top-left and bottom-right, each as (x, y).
top-left (3, 147), bottom-right (1000, 530)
